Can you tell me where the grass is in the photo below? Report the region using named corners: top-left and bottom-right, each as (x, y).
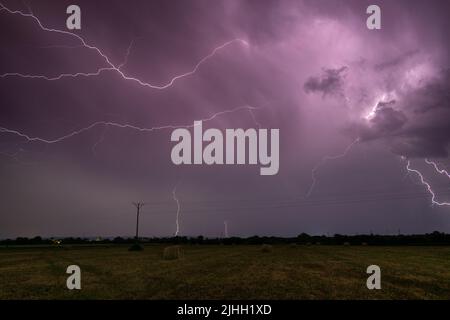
top-left (0, 244), bottom-right (449, 299)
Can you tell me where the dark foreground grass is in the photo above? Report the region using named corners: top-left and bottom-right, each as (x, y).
top-left (0, 245), bottom-right (449, 299)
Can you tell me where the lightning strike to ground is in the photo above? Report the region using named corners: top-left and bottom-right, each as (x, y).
top-left (223, 220), bottom-right (229, 238)
top-left (172, 183), bottom-right (181, 237)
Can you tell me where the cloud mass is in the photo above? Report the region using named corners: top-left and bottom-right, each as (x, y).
top-left (1, 0), bottom-right (450, 237)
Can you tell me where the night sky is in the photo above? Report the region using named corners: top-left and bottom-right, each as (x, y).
top-left (1, 0), bottom-right (449, 238)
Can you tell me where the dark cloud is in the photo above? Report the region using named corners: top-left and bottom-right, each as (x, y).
top-left (374, 50), bottom-right (419, 71)
top-left (389, 72), bottom-right (450, 158)
top-left (346, 101), bottom-right (407, 142)
top-left (303, 66), bottom-right (347, 98)
top-left (412, 69), bottom-right (450, 114)
top-left (345, 70), bottom-right (450, 159)
top-left (390, 135), bottom-right (450, 158)
top-left (370, 105), bottom-right (407, 134)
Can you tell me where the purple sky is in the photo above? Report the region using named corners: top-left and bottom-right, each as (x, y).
top-left (1, 0), bottom-right (449, 238)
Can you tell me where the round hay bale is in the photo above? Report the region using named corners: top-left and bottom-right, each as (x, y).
top-left (128, 243), bottom-right (144, 251)
top-left (343, 242), bottom-right (350, 246)
top-left (163, 245), bottom-right (183, 260)
top-left (260, 244), bottom-right (273, 253)
top-left (289, 243), bottom-right (297, 248)
top-left (361, 242), bottom-right (368, 246)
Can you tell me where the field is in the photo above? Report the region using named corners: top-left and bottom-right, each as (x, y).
top-left (0, 244), bottom-right (449, 299)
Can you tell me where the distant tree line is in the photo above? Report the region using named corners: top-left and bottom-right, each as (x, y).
top-left (1, 232), bottom-right (450, 246)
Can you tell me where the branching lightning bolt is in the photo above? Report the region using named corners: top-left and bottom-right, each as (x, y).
top-left (425, 159), bottom-right (450, 179)
top-left (404, 158), bottom-right (450, 206)
top-left (0, 2), bottom-right (248, 89)
top-left (305, 138), bottom-right (359, 197)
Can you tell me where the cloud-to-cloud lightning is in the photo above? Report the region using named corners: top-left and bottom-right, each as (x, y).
top-left (0, 106), bottom-right (260, 145)
top-left (0, 2), bottom-right (248, 89)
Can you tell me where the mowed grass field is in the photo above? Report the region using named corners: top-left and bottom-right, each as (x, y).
top-left (0, 244), bottom-right (449, 299)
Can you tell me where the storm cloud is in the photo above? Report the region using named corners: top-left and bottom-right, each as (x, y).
top-left (1, 0), bottom-right (450, 238)
top-left (304, 66), bottom-right (348, 98)
top-left (337, 69), bottom-right (450, 158)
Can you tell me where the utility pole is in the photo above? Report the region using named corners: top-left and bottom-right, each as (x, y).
top-left (132, 202), bottom-right (145, 240)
